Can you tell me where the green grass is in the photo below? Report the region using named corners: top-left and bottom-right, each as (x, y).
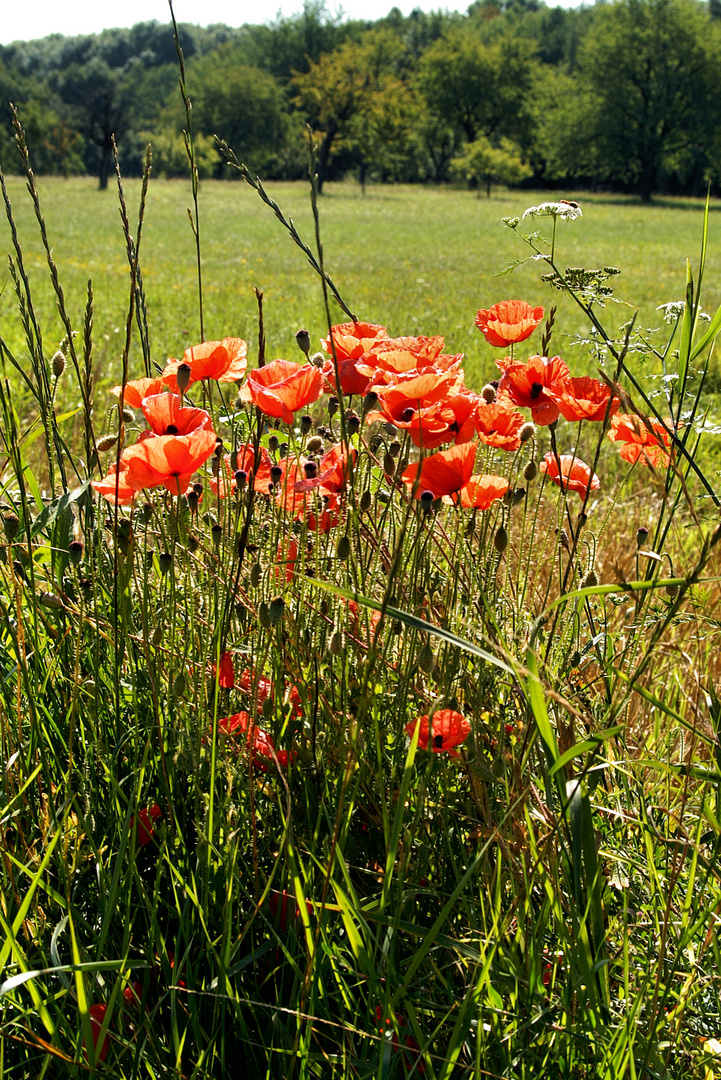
top-left (2, 176), bottom-right (720, 395)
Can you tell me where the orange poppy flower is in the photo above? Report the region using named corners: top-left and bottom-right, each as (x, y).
top-left (322, 321), bottom-right (388, 361)
top-left (405, 709), bottom-right (471, 758)
top-left (92, 461), bottom-right (136, 505)
top-left (607, 413), bottom-right (671, 467)
top-left (356, 334), bottom-right (460, 386)
top-left (305, 492), bottom-right (341, 533)
top-left (121, 428), bottom-right (218, 496)
top-left (321, 357), bottom-right (372, 397)
top-left (548, 376), bottom-right (619, 423)
top-left (347, 599), bottom-right (382, 641)
top-left (365, 371), bottom-right (460, 449)
top-left (209, 444), bottom-right (274, 497)
top-left (112, 376), bottom-right (169, 409)
top-left (277, 537), bottom-right (299, 582)
top-left (163, 337), bottom-right (248, 392)
top-left (293, 443), bottom-right (356, 496)
top-left (540, 453), bottom-right (600, 500)
top-left (130, 803), bottom-right (162, 847)
top-left (475, 300), bottom-right (544, 348)
top-left (447, 474), bottom-right (509, 509)
top-left (498, 354), bottom-right (570, 426)
top-left (401, 442), bottom-right (477, 501)
top-left (140, 393), bottom-right (214, 436)
top-left (212, 650), bottom-right (235, 689)
top-left (85, 1004), bottom-right (110, 1063)
top-left (475, 403), bottom-right (526, 450)
top-left (238, 360), bottom-right (323, 424)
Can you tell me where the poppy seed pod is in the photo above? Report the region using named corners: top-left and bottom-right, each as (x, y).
top-left (419, 489), bottom-right (435, 512)
top-left (300, 414), bottom-right (313, 435)
top-left (270, 464), bottom-right (283, 484)
top-left (360, 490), bottom-right (372, 513)
top-left (523, 460), bottom-right (538, 482)
top-left (250, 562), bottom-right (262, 588)
top-left (329, 630), bottom-right (343, 656)
top-left (519, 423), bottom-right (536, 444)
top-left (3, 514), bottom-right (20, 542)
top-left (337, 535), bottom-right (350, 560)
top-left (259, 601), bottom-right (271, 628)
top-left (346, 411), bottom-right (360, 436)
top-left (328, 396), bottom-right (339, 417)
top-left (582, 569), bottom-right (598, 588)
top-left (304, 461), bottom-right (318, 480)
top-left (211, 523), bottom-right (223, 548)
top-left (307, 435), bottom-right (323, 454)
top-left (234, 469), bottom-right (247, 491)
top-left (96, 434), bottom-right (118, 453)
top-left (158, 551), bottom-right (172, 575)
top-left (52, 350), bottom-right (66, 378)
top-left (68, 540), bottom-right (84, 566)
top-left (363, 390), bottom-right (378, 414)
top-left (494, 525), bottom-right (509, 554)
top-left (295, 329), bottom-right (311, 356)
top-left (636, 526), bottom-right (649, 548)
top-left (268, 435), bottom-right (280, 453)
top-left (481, 384), bottom-right (496, 404)
top-left (186, 490), bottom-right (199, 513)
top-left (176, 362), bottom-right (192, 394)
top-left (268, 596), bottom-right (285, 625)
top-left (418, 643), bottom-right (434, 673)
top-left (187, 533), bottom-right (199, 552)
top-left (192, 481), bottom-right (203, 496)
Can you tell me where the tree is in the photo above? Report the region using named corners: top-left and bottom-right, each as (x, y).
top-left (575, 0), bottom-right (720, 200)
top-left (55, 57), bottom-right (134, 189)
top-left (450, 136), bottom-right (531, 196)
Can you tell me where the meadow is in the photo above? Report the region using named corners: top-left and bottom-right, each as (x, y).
top-left (0, 159), bottom-right (721, 1080)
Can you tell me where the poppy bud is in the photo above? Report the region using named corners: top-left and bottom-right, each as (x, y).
top-left (176, 362), bottom-right (192, 394)
top-left (2, 514), bottom-right (19, 542)
top-left (211, 456), bottom-right (221, 477)
top-left (665, 583), bottom-right (678, 598)
top-left (582, 569), bottom-right (598, 588)
top-left (235, 469), bottom-right (247, 491)
top-left (187, 533), bottom-right (199, 552)
top-left (193, 482), bottom-right (203, 496)
top-left (419, 489), bottom-right (435, 512)
top-left (250, 562), bottom-right (262, 588)
top-left (187, 490), bottom-right (199, 512)
top-left (268, 435), bottom-right (280, 453)
top-left (337, 535), bottom-right (350, 560)
top-left (636, 526), bottom-right (649, 548)
top-left (269, 596), bottom-right (285, 625)
top-left (320, 598), bottom-right (329, 615)
top-left (310, 351), bottom-right (325, 368)
top-left (494, 525), bottom-right (508, 554)
top-left (235, 393), bottom-right (244, 410)
top-left (211, 523), bottom-right (223, 548)
top-left (389, 440), bottom-right (401, 459)
top-left (122, 407), bottom-right (135, 424)
top-left (279, 441), bottom-right (289, 459)
top-left (328, 396), bottom-right (339, 417)
top-left (259, 601), bottom-right (271, 628)
top-left (384, 423), bottom-right (397, 437)
top-left (383, 452), bottom-right (396, 478)
top-left (117, 518), bottom-right (132, 556)
top-left (307, 436), bottom-right (323, 454)
top-left (68, 539), bottom-right (84, 566)
top-left (523, 460), bottom-right (537, 482)
top-left (481, 384), bottom-right (496, 404)
top-left (96, 434), bottom-right (118, 453)
top-left (152, 624), bottom-right (163, 646)
top-left (558, 528), bottom-right (570, 551)
top-left (39, 590), bottom-right (64, 609)
top-left (363, 391), bottom-right (378, 414)
top-left (158, 551), bottom-right (172, 575)
top-left (377, 490), bottom-right (391, 504)
top-left (203, 511), bottom-right (217, 527)
top-left (270, 464), bottom-right (283, 484)
top-left (329, 630), bottom-right (343, 655)
top-left (262, 695), bottom-right (274, 718)
top-left (346, 411), bottom-right (360, 436)
top-left (369, 434), bottom-right (383, 453)
top-left (304, 461), bottom-right (318, 479)
top-left (577, 512), bottom-right (587, 529)
top-left (512, 487), bottom-right (526, 506)
top-left (52, 350), bottom-right (66, 378)
top-left (418, 643), bottom-right (434, 673)
top-left (520, 423), bottom-right (536, 444)
top-left (360, 490), bottom-right (372, 513)
top-left (295, 329), bottom-right (311, 356)
top-left (300, 414), bottom-right (313, 435)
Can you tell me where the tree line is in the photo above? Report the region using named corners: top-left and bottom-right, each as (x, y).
top-left (1, 0), bottom-right (721, 200)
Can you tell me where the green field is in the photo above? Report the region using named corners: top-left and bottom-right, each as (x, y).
top-left (2, 176), bottom-right (720, 398)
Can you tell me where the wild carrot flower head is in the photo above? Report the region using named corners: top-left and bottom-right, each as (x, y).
top-left (540, 453), bottom-right (600, 500)
top-left (405, 709), bottom-right (471, 757)
top-left (475, 300), bottom-right (544, 349)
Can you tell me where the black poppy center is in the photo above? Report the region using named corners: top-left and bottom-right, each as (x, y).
top-left (401, 406), bottom-right (415, 422)
top-left (166, 424), bottom-right (179, 435)
top-left (530, 382), bottom-right (543, 399)
top-left (433, 734), bottom-right (444, 748)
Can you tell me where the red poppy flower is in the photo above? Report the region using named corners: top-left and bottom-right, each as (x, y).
top-left (475, 300), bottom-right (544, 348)
top-left (140, 393), bottom-right (214, 437)
top-left (548, 376), bottom-right (619, 423)
top-left (447, 474), bottom-right (509, 509)
top-left (237, 669), bottom-right (303, 717)
top-left (212, 651), bottom-right (235, 689)
top-left (163, 338), bottom-right (248, 392)
top-left (322, 321), bottom-right (388, 361)
top-left (277, 537), bottom-right (299, 582)
top-left (475, 403), bottom-right (526, 451)
top-left (443, 391), bottom-right (480, 445)
top-left (401, 442), bottom-right (477, 501)
top-left (238, 360), bottom-right (323, 424)
top-left (111, 376), bottom-right (169, 410)
top-left (86, 1003), bottom-right (109, 1062)
top-left (123, 982), bottom-right (142, 1006)
top-left (498, 355), bottom-right (570, 426)
top-left (268, 889), bottom-right (312, 932)
top-left (120, 428), bottom-right (218, 496)
top-left (321, 357), bottom-right (373, 397)
top-left (607, 413), bottom-right (671, 467)
top-left (405, 709), bottom-right (471, 758)
top-left (366, 371), bottom-right (461, 449)
top-left (130, 803), bottom-right (162, 847)
top-left (348, 599), bottom-right (382, 641)
top-left (92, 461), bottom-right (136, 506)
top-left (540, 453), bottom-right (600, 500)
top-left (293, 443), bottom-right (356, 496)
top-left (217, 712), bottom-right (294, 772)
top-left (357, 335), bottom-right (459, 387)
top-left (209, 444), bottom-right (274, 497)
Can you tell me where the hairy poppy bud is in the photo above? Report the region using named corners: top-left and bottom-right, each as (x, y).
top-left (3, 513), bottom-right (20, 542)
top-left (304, 461), bottom-right (317, 480)
top-left (295, 329), bottom-right (311, 356)
top-left (262, 695), bottom-right (274, 718)
top-left (383, 452), bottom-right (396, 478)
top-left (158, 551), bottom-right (172, 575)
top-left (151, 624), bottom-right (163, 646)
top-left (577, 512), bottom-right (587, 529)
top-left (512, 487), bottom-right (526, 506)
top-left (268, 435), bottom-right (280, 453)
top-left (582, 569), bottom-right (598, 588)
top-left (363, 390), bottom-right (378, 414)
top-left (389, 440), bottom-right (401, 459)
top-left (320, 598), bottom-right (329, 615)
top-left (269, 596), bottom-right (285, 625)
top-left (307, 436), bottom-right (323, 454)
top-left (329, 630), bottom-right (343, 656)
top-left (665, 583), bottom-right (678, 598)
top-left (523, 460), bottom-right (537, 482)
top-left (117, 518), bottom-right (132, 556)
top-left (279, 441), bottom-right (289, 459)
top-left (558, 528), bottom-right (570, 551)
top-left (337, 535), bottom-right (350, 560)
top-left (377, 490), bottom-right (391, 504)
top-left (328, 396), bottom-right (339, 417)
top-left (211, 523), bottom-right (223, 548)
top-left (360, 490), bottom-right (372, 513)
top-left (481, 384), bottom-right (496, 404)
top-left (68, 540), bottom-right (84, 566)
top-left (270, 464), bottom-right (283, 484)
top-left (384, 423), bottom-right (397, 437)
top-left (418, 642), bottom-right (434, 673)
top-left (187, 533), bottom-right (199, 552)
top-left (39, 590), bottom-right (64, 609)
top-left (310, 351), bottom-right (325, 368)
top-left (176, 362), bottom-right (192, 394)
top-left (520, 423), bottom-right (535, 444)
top-left (494, 525), bottom-right (508, 554)
top-left (346, 411), bottom-right (360, 436)
top-left (259, 601), bottom-right (271, 628)
top-left (636, 526), bottom-right (649, 548)
top-left (173, 671), bottom-right (186, 697)
top-left (250, 562), bottom-right (262, 588)
top-left (122, 407), bottom-right (135, 424)
top-left (300, 414), bottom-right (313, 435)
top-left (52, 350), bottom-right (66, 378)
top-left (369, 434), bottom-right (383, 453)
top-left (96, 434), bottom-right (118, 453)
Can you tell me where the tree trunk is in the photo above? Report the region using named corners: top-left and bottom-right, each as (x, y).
top-left (316, 124), bottom-right (337, 195)
top-left (98, 144), bottom-right (112, 191)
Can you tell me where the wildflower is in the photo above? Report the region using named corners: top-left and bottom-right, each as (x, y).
top-left (213, 651), bottom-right (235, 689)
top-left (130, 804), bottom-right (162, 847)
top-left (139, 393), bottom-right (214, 437)
top-left (216, 712), bottom-right (295, 772)
top-left (402, 442), bottom-right (477, 502)
top-left (111, 376), bottom-right (168, 409)
top-left (498, 355), bottom-right (569, 426)
top-left (120, 428), bottom-right (218, 496)
top-left (238, 359), bottom-right (323, 424)
top-left (522, 200), bottom-right (582, 221)
top-left (321, 321), bottom-right (389, 396)
top-left (607, 413), bottom-right (671, 467)
top-left (405, 709), bottom-right (470, 758)
top-left (163, 337), bottom-right (248, 392)
top-left (237, 669), bottom-right (303, 718)
top-left (92, 461), bottom-right (136, 506)
top-left (475, 403), bottom-right (525, 451)
top-left (547, 376), bottom-right (619, 423)
top-left (449, 474), bottom-right (509, 510)
top-left (268, 889), bottom-right (312, 931)
top-left (474, 300), bottom-right (544, 349)
top-left (540, 453), bottom-right (600, 500)
top-left (366, 371), bottom-right (462, 449)
top-left (86, 1003), bottom-right (109, 1062)
top-left (210, 444), bottom-right (274, 498)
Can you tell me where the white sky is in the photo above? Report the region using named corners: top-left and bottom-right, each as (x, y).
top-left (0, 0), bottom-right (581, 47)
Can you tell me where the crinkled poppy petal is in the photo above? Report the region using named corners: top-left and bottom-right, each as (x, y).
top-left (475, 300), bottom-right (544, 348)
top-left (112, 376), bottom-right (169, 409)
top-left (540, 453), bottom-right (600, 499)
top-left (401, 442), bottom-right (477, 499)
